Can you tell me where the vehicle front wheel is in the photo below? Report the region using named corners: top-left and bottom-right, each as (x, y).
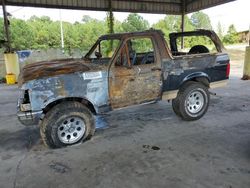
top-left (40, 101), bottom-right (95, 148)
top-left (173, 82), bottom-right (210, 121)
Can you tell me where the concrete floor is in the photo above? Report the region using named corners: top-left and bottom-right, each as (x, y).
top-left (0, 63), bottom-right (250, 188)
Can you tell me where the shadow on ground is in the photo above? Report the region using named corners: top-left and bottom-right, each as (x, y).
top-left (0, 127), bottom-right (40, 152)
top-left (0, 115), bottom-right (114, 152)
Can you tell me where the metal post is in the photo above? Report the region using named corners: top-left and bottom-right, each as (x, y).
top-left (181, 0), bottom-right (185, 49)
top-left (248, 24), bottom-right (250, 46)
top-left (242, 24), bottom-right (250, 80)
top-left (181, 13), bottom-right (185, 49)
top-left (108, 0), bottom-right (114, 34)
top-left (2, 0), bottom-right (11, 52)
top-left (107, 0), bottom-right (114, 54)
top-left (59, 10), bottom-right (65, 53)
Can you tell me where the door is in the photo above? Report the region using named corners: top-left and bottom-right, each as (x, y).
top-left (109, 36), bottom-right (162, 109)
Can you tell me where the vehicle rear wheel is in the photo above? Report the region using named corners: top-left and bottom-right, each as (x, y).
top-left (40, 101), bottom-right (95, 148)
top-left (172, 98), bottom-right (181, 117)
top-left (174, 81), bottom-right (210, 121)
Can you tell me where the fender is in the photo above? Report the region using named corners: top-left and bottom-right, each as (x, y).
top-left (181, 71), bottom-right (210, 87)
top-left (42, 97), bottom-right (97, 114)
top-left (26, 72), bottom-right (109, 113)
top-left (162, 71), bottom-right (210, 100)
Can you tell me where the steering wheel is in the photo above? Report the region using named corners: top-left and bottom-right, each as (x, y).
top-left (189, 45), bottom-right (209, 54)
top-left (141, 52), bottom-right (153, 65)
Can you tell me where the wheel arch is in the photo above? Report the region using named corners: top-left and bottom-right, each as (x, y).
top-left (180, 72), bottom-right (210, 88)
top-left (43, 97), bottom-right (97, 115)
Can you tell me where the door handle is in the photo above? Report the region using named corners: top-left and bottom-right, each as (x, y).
top-left (151, 67), bottom-right (162, 71)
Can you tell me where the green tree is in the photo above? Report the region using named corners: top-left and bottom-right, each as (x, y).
top-left (106, 12), bottom-right (114, 34)
top-left (153, 15), bottom-right (180, 38)
top-left (0, 18), bottom-right (4, 40)
top-left (121, 13), bottom-right (149, 32)
top-left (27, 16), bottom-right (60, 49)
top-left (106, 11), bottom-right (114, 54)
top-left (223, 24), bottom-right (239, 44)
top-left (189, 12), bottom-right (213, 47)
top-left (153, 15), bottom-right (194, 40)
top-left (114, 20), bottom-right (123, 33)
top-left (76, 18), bottom-right (106, 52)
top-left (0, 18), bottom-right (5, 51)
top-left (9, 18), bottom-right (34, 50)
top-left (217, 22), bottom-right (224, 40)
top-left (82, 15), bottom-right (92, 23)
top-left (62, 22), bottom-right (79, 54)
top-left (0, 15), bottom-right (104, 54)
top-left (121, 13), bottom-right (150, 52)
top-left (152, 15), bottom-right (196, 49)
top-left (190, 11), bottom-right (212, 30)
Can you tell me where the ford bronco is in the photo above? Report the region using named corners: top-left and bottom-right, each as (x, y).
top-left (17, 29), bottom-right (230, 148)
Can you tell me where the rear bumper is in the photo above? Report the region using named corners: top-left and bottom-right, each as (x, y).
top-left (17, 110), bottom-right (43, 126)
top-left (210, 79), bottom-right (228, 89)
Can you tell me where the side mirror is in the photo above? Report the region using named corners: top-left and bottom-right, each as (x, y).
top-left (95, 51), bottom-right (102, 59)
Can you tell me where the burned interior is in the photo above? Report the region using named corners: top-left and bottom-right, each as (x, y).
top-left (169, 30), bottom-right (225, 56)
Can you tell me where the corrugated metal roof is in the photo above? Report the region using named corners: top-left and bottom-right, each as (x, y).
top-left (1, 0), bottom-right (235, 14)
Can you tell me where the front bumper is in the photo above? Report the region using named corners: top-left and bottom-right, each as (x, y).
top-left (17, 97), bottom-right (43, 126)
top-left (17, 110), bottom-right (43, 126)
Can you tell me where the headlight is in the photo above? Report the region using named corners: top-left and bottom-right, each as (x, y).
top-left (20, 103), bottom-right (31, 111)
top-left (19, 89), bottom-right (31, 111)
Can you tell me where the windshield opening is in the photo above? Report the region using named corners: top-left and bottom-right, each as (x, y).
top-left (85, 39), bottom-right (120, 64)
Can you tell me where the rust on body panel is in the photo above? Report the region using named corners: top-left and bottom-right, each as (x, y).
top-left (108, 32), bottom-right (163, 109)
top-left (19, 30), bottom-right (225, 109)
top-left (109, 67), bottom-right (136, 108)
top-left (18, 58), bottom-right (108, 86)
top-left (109, 67), bottom-right (162, 109)
top-left (19, 59), bottom-right (88, 86)
top-left (17, 29), bottom-right (230, 128)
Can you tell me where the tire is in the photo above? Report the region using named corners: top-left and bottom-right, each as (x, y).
top-left (172, 97), bottom-right (181, 117)
top-left (40, 101), bottom-right (95, 148)
top-left (176, 81), bottom-right (210, 121)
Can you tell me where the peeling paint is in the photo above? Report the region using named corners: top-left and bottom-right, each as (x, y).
top-left (17, 29), bottom-right (230, 126)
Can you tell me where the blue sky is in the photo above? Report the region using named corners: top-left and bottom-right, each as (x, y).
top-left (1, 0), bottom-right (249, 33)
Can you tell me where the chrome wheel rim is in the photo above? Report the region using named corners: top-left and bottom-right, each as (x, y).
top-left (186, 90), bottom-right (204, 114)
top-left (57, 116), bottom-right (86, 144)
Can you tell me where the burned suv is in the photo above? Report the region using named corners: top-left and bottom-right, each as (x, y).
top-left (17, 29), bottom-right (230, 148)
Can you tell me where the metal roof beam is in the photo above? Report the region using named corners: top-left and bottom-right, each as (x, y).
top-left (1, 0), bottom-right (235, 15)
top-left (186, 0), bottom-right (236, 13)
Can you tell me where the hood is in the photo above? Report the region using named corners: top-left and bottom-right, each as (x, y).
top-left (18, 58), bottom-right (103, 86)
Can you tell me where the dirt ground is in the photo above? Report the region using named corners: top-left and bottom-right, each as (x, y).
top-left (0, 55), bottom-right (250, 188)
